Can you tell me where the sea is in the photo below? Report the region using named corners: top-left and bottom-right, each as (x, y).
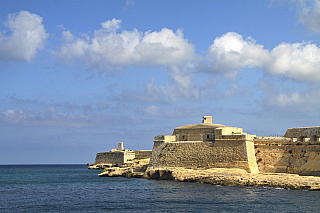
top-left (1, 165), bottom-right (320, 213)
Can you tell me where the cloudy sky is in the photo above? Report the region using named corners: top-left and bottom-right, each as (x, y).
top-left (1, 0), bottom-right (320, 164)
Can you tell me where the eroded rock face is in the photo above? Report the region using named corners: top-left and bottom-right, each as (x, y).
top-left (146, 167), bottom-right (320, 190)
top-left (96, 161), bottom-right (320, 190)
top-left (88, 164), bottom-right (112, 170)
top-left (98, 158), bottom-right (150, 178)
top-left (255, 144), bottom-right (320, 176)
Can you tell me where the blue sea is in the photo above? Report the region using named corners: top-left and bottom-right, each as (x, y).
top-left (1, 165), bottom-right (320, 212)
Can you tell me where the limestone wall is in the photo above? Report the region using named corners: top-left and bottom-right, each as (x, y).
top-left (124, 151), bottom-right (135, 163)
top-left (255, 144), bottom-right (320, 176)
top-left (150, 140), bottom-right (259, 173)
top-left (254, 137), bottom-right (294, 145)
top-left (134, 150), bottom-right (152, 159)
top-left (284, 127), bottom-right (320, 138)
top-left (94, 152), bottom-right (125, 165)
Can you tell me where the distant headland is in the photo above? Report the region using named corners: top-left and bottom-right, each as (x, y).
top-left (89, 116), bottom-right (320, 190)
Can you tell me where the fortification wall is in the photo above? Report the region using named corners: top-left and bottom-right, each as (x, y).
top-left (150, 140), bottom-right (259, 173)
top-left (94, 152), bottom-right (124, 165)
top-left (254, 137), bottom-right (294, 145)
top-left (284, 127), bottom-right (320, 138)
top-left (134, 150), bottom-right (152, 159)
top-left (255, 144), bottom-right (320, 176)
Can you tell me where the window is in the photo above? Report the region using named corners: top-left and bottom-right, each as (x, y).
top-left (207, 135), bottom-right (210, 139)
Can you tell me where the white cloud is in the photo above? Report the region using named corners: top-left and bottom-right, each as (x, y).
top-left (266, 41), bottom-right (320, 81)
top-left (0, 11), bottom-right (48, 61)
top-left (274, 93), bottom-right (302, 107)
top-left (124, 0), bottom-right (136, 11)
top-left (57, 19), bottom-right (195, 71)
top-left (205, 32), bottom-right (320, 82)
top-left (100, 18), bottom-right (122, 32)
top-left (298, 1), bottom-right (320, 33)
top-left (205, 32), bottom-right (270, 79)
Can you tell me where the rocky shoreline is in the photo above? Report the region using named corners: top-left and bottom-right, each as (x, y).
top-left (147, 167), bottom-right (320, 190)
top-left (94, 164), bottom-right (320, 190)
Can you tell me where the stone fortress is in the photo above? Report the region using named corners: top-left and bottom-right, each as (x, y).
top-left (89, 142), bottom-right (152, 170)
top-left (150, 116), bottom-right (259, 174)
top-left (90, 116), bottom-right (320, 178)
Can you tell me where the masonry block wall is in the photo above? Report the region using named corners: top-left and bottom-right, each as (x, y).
top-left (134, 150), bottom-right (152, 159)
top-left (94, 152), bottom-right (125, 165)
top-left (150, 140), bottom-right (259, 173)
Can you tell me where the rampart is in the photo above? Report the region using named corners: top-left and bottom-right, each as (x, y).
top-left (134, 150), bottom-right (152, 159)
top-left (95, 151), bottom-right (126, 165)
top-left (93, 142), bottom-right (135, 166)
top-left (254, 143), bottom-right (320, 176)
top-left (150, 137), bottom-right (258, 173)
top-left (284, 127), bottom-right (320, 139)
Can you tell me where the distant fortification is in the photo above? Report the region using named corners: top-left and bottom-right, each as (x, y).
top-left (94, 142), bottom-right (135, 166)
top-left (92, 142), bottom-right (152, 168)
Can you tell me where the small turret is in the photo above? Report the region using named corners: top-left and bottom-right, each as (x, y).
top-left (118, 142), bottom-right (124, 151)
top-left (202, 116), bottom-right (212, 124)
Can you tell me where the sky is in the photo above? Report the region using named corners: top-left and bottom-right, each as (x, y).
top-left (1, 0), bottom-right (320, 164)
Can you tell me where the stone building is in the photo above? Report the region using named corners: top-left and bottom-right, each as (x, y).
top-left (94, 142), bottom-right (135, 166)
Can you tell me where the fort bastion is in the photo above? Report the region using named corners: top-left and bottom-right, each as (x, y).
top-left (150, 116), bottom-right (259, 173)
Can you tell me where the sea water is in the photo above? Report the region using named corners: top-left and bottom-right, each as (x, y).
top-left (1, 165), bottom-right (320, 212)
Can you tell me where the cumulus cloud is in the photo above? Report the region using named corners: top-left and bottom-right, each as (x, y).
top-left (205, 32), bottom-right (270, 79)
top-left (266, 41), bottom-right (320, 81)
top-left (298, 1), bottom-right (320, 33)
top-left (56, 19), bottom-right (195, 71)
top-left (0, 11), bottom-right (48, 61)
top-left (205, 32), bottom-right (320, 82)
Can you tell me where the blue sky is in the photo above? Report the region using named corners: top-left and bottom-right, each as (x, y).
top-left (1, 0), bottom-right (320, 164)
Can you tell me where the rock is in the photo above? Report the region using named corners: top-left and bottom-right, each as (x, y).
top-left (97, 158), bottom-right (150, 177)
top-left (88, 164), bottom-right (112, 170)
top-left (146, 167), bottom-right (320, 190)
